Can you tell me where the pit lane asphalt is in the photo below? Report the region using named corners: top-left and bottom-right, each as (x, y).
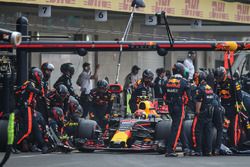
top-left (1, 151), bottom-right (250, 167)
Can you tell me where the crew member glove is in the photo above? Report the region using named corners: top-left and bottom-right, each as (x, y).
top-left (60, 134), bottom-right (69, 141)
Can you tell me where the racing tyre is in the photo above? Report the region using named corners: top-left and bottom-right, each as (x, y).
top-left (242, 91), bottom-right (250, 115)
top-left (183, 120), bottom-right (193, 145)
top-left (77, 119), bottom-right (98, 153)
top-left (211, 127), bottom-right (217, 148)
top-left (155, 120), bottom-right (172, 154)
top-left (0, 120), bottom-right (8, 152)
top-left (183, 119), bottom-right (217, 150)
top-left (155, 120), bottom-right (172, 140)
top-left (78, 119), bottom-right (98, 139)
top-left (240, 91), bottom-right (250, 148)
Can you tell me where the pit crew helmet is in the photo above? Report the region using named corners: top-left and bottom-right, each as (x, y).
top-left (60, 63), bottom-right (75, 77)
top-left (41, 62), bottom-right (54, 80)
top-left (198, 71), bottom-right (207, 84)
top-left (214, 66), bottom-right (227, 82)
top-left (172, 63), bottom-right (185, 76)
top-left (55, 84), bottom-right (69, 101)
top-left (68, 96), bottom-right (83, 122)
top-left (97, 79), bottom-right (109, 89)
top-left (142, 69), bottom-right (154, 86)
top-left (233, 70), bottom-right (240, 80)
top-left (50, 107), bottom-right (64, 126)
top-left (29, 67), bottom-right (44, 85)
top-left (156, 68), bottom-right (165, 77)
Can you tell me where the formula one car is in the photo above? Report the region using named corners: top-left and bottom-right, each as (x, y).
top-left (74, 84), bottom-right (171, 152)
top-left (74, 117), bottom-right (171, 152)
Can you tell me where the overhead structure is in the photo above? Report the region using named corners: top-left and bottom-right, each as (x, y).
top-left (1, 40), bottom-right (250, 53)
top-left (115, 0), bottom-right (145, 83)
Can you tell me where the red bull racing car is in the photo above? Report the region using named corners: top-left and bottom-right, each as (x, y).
top-left (75, 117), bottom-right (170, 152)
top-left (74, 84), bottom-right (170, 152)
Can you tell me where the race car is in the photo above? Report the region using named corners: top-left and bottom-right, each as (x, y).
top-left (74, 84), bottom-right (171, 152)
top-left (74, 116), bottom-right (171, 152)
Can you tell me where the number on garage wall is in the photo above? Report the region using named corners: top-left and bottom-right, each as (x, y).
top-left (95, 10), bottom-right (107, 22)
top-left (38, 5), bottom-right (51, 17)
top-left (145, 15), bottom-right (157, 26)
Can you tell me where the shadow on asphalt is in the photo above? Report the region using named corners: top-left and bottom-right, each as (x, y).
top-left (75, 150), bottom-right (160, 155)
